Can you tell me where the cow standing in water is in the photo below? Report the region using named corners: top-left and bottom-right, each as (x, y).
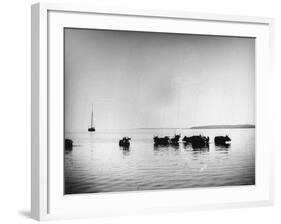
top-left (119, 137), bottom-right (131, 149)
top-left (170, 134), bottom-right (181, 145)
top-left (153, 136), bottom-right (170, 146)
top-left (214, 135), bottom-right (231, 145)
top-left (182, 135), bottom-right (209, 148)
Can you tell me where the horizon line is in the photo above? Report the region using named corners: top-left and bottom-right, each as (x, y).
top-left (65, 124), bottom-right (255, 132)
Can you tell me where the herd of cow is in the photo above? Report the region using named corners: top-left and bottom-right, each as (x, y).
top-left (153, 134), bottom-right (231, 148)
top-left (118, 134), bottom-right (231, 150)
top-left (65, 134), bottom-right (231, 151)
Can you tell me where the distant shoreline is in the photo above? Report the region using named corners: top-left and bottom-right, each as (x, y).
top-left (135, 124), bottom-right (255, 130)
top-left (190, 124), bottom-right (255, 129)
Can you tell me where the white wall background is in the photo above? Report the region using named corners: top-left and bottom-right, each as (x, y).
top-left (0, 0), bottom-right (280, 223)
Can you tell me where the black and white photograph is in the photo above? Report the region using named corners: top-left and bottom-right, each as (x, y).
top-left (64, 28), bottom-right (255, 194)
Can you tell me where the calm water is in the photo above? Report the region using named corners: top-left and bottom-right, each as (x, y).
top-left (64, 129), bottom-right (255, 194)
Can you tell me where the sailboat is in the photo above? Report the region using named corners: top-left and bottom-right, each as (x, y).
top-left (88, 104), bottom-right (95, 132)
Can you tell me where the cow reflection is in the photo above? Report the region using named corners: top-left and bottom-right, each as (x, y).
top-left (153, 144), bottom-right (180, 156)
top-left (192, 145), bottom-right (209, 152)
top-left (215, 142), bottom-right (231, 153)
top-left (153, 144), bottom-right (180, 151)
top-left (120, 147), bottom-right (130, 156)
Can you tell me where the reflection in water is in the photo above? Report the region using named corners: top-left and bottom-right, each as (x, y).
top-left (65, 129), bottom-right (255, 194)
top-left (64, 150), bottom-right (72, 156)
top-left (215, 144), bottom-right (231, 154)
top-left (153, 145), bottom-right (169, 151)
top-left (121, 149), bottom-right (130, 156)
top-left (182, 142), bottom-right (209, 152)
top-left (120, 146), bottom-right (131, 156)
top-left (155, 144), bottom-right (180, 150)
top-left (182, 143), bottom-right (192, 150)
top-left (120, 146), bottom-right (130, 150)
top-left (192, 145), bottom-right (209, 151)
top-left (191, 147), bottom-right (209, 161)
top-left (153, 144), bottom-right (180, 156)
top-left (215, 143), bottom-right (231, 148)
top-left (171, 143), bottom-right (180, 149)
top-left (215, 143), bottom-right (231, 153)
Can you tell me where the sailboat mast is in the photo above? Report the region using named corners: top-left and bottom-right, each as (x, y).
top-left (88, 103), bottom-right (95, 132)
top-left (91, 104), bottom-right (93, 128)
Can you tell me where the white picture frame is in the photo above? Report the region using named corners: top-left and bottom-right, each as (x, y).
top-left (31, 2), bottom-right (274, 221)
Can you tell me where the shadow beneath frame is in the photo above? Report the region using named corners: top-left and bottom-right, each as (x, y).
top-left (18, 210), bottom-right (32, 219)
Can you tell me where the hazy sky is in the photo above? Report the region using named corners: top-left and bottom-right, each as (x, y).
top-left (64, 28), bottom-right (255, 132)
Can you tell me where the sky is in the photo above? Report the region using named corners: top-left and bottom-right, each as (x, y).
top-left (64, 28), bottom-right (255, 132)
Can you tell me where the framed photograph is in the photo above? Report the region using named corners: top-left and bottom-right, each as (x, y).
top-left (31, 2), bottom-right (274, 221)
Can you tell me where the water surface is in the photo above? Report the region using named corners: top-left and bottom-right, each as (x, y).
top-left (65, 128), bottom-right (255, 194)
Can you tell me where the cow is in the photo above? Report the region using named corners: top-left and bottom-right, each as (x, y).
top-left (214, 135), bottom-right (231, 145)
